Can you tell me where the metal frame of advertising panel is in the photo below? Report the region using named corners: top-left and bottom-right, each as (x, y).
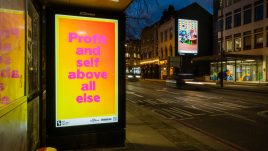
top-left (46, 6), bottom-right (125, 149)
top-left (176, 18), bottom-right (198, 56)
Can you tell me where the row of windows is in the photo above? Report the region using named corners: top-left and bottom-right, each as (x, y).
top-left (141, 52), bottom-right (154, 59)
top-left (142, 37), bottom-right (154, 44)
top-left (160, 27), bottom-right (173, 42)
top-left (220, 0), bottom-right (241, 8)
top-left (219, 28), bottom-right (267, 52)
top-left (125, 53), bottom-right (141, 58)
top-left (159, 46), bottom-right (173, 59)
top-left (126, 59), bottom-right (139, 66)
top-left (218, 1), bottom-right (266, 30)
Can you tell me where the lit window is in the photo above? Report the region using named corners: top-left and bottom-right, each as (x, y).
top-left (226, 39), bottom-right (233, 52)
top-left (125, 53), bottom-right (130, 58)
top-left (234, 37), bottom-right (241, 51)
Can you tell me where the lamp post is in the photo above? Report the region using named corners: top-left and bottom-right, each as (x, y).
top-left (220, 0), bottom-right (224, 88)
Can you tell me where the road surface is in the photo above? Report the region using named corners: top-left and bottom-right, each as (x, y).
top-left (126, 80), bottom-right (268, 151)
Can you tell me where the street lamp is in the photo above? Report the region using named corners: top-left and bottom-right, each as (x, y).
top-left (220, 0), bottom-right (224, 88)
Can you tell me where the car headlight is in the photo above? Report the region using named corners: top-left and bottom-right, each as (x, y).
top-left (127, 75), bottom-right (133, 78)
top-left (135, 75), bottom-right (141, 78)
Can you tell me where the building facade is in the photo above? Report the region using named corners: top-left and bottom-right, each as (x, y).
top-left (212, 0), bottom-right (268, 82)
top-left (158, 12), bottom-right (176, 79)
top-left (176, 3), bottom-right (213, 77)
top-left (140, 3), bottom-right (213, 79)
top-left (125, 39), bottom-right (141, 75)
top-left (140, 23), bottom-right (160, 79)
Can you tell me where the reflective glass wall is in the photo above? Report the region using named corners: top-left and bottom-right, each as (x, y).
top-left (210, 59), bottom-right (263, 82)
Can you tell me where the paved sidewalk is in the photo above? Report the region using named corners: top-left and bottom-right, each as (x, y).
top-left (124, 111), bottom-right (179, 151)
top-left (81, 102), bottom-right (233, 151)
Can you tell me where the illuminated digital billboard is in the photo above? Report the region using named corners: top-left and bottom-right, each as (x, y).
top-left (178, 19), bottom-right (198, 54)
top-left (55, 14), bottom-right (118, 127)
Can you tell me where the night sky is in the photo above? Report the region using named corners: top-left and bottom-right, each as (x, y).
top-left (125, 0), bottom-right (213, 39)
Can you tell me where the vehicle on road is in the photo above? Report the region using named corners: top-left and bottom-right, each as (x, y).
top-left (127, 73), bottom-right (140, 82)
top-left (166, 73), bottom-right (194, 88)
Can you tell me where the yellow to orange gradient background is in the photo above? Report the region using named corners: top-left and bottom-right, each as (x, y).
top-left (0, 9), bottom-right (25, 108)
top-left (55, 15), bottom-right (118, 120)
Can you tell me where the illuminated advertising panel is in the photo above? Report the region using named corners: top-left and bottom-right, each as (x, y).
top-left (0, 9), bottom-right (25, 108)
top-left (178, 19), bottom-right (198, 54)
top-left (55, 14), bottom-right (118, 127)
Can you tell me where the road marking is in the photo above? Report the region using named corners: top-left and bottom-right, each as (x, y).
top-left (127, 98), bottom-right (137, 104)
top-left (174, 96), bottom-right (203, 101)
top-left (156, 89), bottom-right (180, 95)
top-left (191, 105), bottom-right (214, 114)
top-left (257, 110), bottom-right (268, 119)
top-left (225, 113), bottom-right (256, 123)
top-left (163, 108), bottom-right (192, 117)
top-left (170, 107), bottom-right (206, 116)
top-left (145, 99), bottom-right (161, 105)
top-left (157, 98), bottom-right (175, 104)
top-left (213, 102), bottom-right (240, 110)
top-left (153, 109), bottom-right (175, 119)
top-left (126, 91), bottom-right (144, 98)
top-left (219, 102), bottom-right (253, 109)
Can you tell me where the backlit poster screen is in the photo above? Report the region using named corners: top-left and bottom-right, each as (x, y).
top-left (55, 14), bottom-right (118, 127)
top-left (0, 9), bottom-right (25, 108)
top-left (178, 19), bottom-right (198, 54)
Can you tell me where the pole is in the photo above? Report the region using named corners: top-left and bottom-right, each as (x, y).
top-left (220, 0), bottom-right (224, 88)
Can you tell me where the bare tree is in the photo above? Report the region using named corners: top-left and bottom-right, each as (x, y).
top-left (125, 0), bottom-right (160, 39)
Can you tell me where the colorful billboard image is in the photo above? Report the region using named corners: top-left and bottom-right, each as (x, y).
top-left (55, 14), bottom-right (118, 127)
top-left (178, 19), bottom-right (198, 54)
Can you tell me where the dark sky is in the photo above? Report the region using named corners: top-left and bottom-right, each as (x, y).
top-left (125, 0), bottom-right (213, 39)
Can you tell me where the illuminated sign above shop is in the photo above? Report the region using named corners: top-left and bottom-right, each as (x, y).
top-left (55, 14), bottom-right (118, 127)
top-left (178, 19), bottom-right (198, 54)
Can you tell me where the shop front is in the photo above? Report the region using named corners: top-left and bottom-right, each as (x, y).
top-left (160, 59), bottom-right (168, 79)
top-left (140, 58), bottom-right (160, 79)
top-left (210, 55), bottom-right (264, 82)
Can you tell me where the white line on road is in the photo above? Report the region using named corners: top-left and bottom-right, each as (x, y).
top-left (170, 107), bottom-right (205, 116)
top-left (126, 91), bottom-right (144, 98)
top-left (165, 108), bottom-right (193, 117)
top-left (191, 105), bottom-right (214, 114)
top-left (156, 89), bottom-right (180, 95)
